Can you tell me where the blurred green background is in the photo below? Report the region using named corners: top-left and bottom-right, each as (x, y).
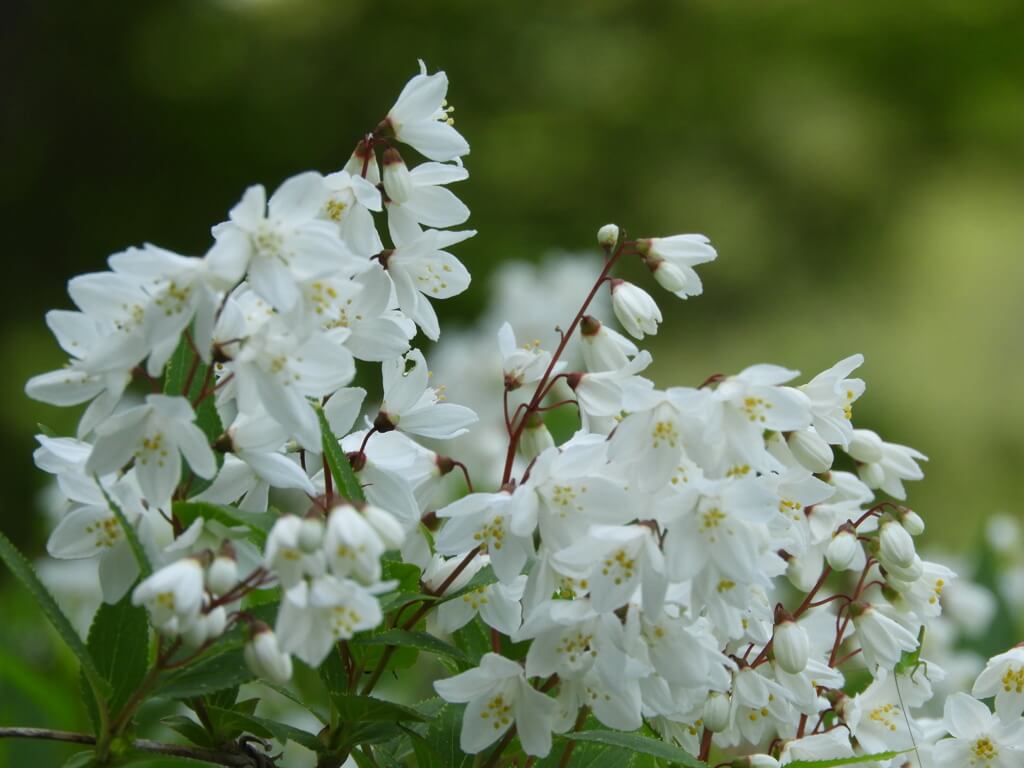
top-left (3, 0), bottom-right (1023, 764)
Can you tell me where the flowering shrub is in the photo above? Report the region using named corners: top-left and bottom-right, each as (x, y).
top-left (5, 62), bottom-right (1024, 768)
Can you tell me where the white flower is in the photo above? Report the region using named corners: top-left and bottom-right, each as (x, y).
top-left (498, 323), bottom-right (557, 390)
top-left (825, 528), bottom-right (864, 572)
top-left (275, 575), bottom-right (384, 666)
top-left (131, 557), bottom-right (206, 635)
top-left (323, 504), bottom-right (389, 585)
top-left (610, 279), bottom-right (662, 339)
top-left (638, 234), bottom-right (717, 299)
top-left (378, 349), bottom-right (477, 439)
top-left (384, 62), bottom-right (469, 162)
top-left (879, 518), bottom-right (917, 569)
top-left (86, 394), bottom-right (216, 510)
top-left (383, 151), bottom-right (470, 236)
top-left (207, 172), bottom-right (360, 312)
top-left (579, 315), bottom-right (638, 373)
top-left (847, 428), bottom-right (927, 500)
top-left (434, 653), bottom-right (557, 757)
top-left (244, 624), bottom-right (293, 684)
top-left (265, 515), bottom-right (325, 590)
top-left (850, 602), bottom-right (920, 670)
top-left (799, 354), bottom-right (865, 447)
top-left (436, 574), bottom-right (526, 636)
top-left (934, 693), bottom-right (1024, 768)
top-left (973, 647), bottom-right (1024, 719)
top-left (383, 228), bottom-right (475, 340)
top-left (320, 169), bottom-right (383, 258)
top-left (435, 490), bottom-right (533, 583)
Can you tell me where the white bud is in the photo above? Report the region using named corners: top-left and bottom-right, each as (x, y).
top-left (879, 520), bottom-right (916, 569)
top-left (786, 429), bottom-right (834, 473)
top-left (382, 148), bottom-right (413, 204)
top-left (826, 530), bottom-right (860, 572)
top-left (902, 510), bottom-right (925, 536)
top-left (848, 429), bottom-right (884, 463)
top-left (885, 553), bottom-right (923, 583)
top-left (597, 223), bottom-right (619, 248)
top-left (650, 258), bottom-right (690, 294)
top-left (298, 517), bottom-right (325, 552)
top-left (206, 555), bottom-right (238, 596)
top-left (773, 620), bottom-right (810, 674)
top-left (702, 691), bottom-right (731, 732)
top-left (858, 461), bottom-right (886, 489)
top-left (610, 280), bottom-right (661, 339)
top-left (244, 625), bottom-right (293, 684)
top-left (363, 504), bottom-right (406, 550)
top-left (519, 416), bottom-right (555, 460)
top-left (786, 551), bottom-right (822, 592)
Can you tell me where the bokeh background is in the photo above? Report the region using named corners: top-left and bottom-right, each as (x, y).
top-left (2, 0), bottom-right (1023, 764)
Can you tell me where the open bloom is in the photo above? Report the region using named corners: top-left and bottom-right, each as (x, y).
top-left (434, 653), bottom-right (557, 757)
top-left (86, 394), bottom-right (216, 510)
top-left (132, 557), bottom-right (206, 635)
top-left (377, 349), bottom-right (477, 439)
top-left (934, 693), bottom-right (1024, 768)
top-left (384, 62), bottom-right (469, 162)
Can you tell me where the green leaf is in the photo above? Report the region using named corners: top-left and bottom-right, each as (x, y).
top-left (352, 629), bottom-right (467, 664)
top-left (329, 693), bottom-right (427, 724)
top-left (0, 529), bottom-right (108, 696)
top-left (417, 704), bottom-right (472, 768)
top-left (442, 564), bottom-right (497, 602)
top-left (451, 616), bottom-right (492, 667)
top-left (566, 731), bottom-right (707, 767)
top-left (317, 404), bottom-right (365, 502)
top-left (161, 715), bottom-right (215, 748)
top-left (172, 500), bottom-right (273, 546)
top-left (203, 706), bottom-right (327, 753)
top-left (95, 478), bottom-right (152, 578)
top-left (157, 647), bottom-right (254, 698)
top-left (87, 593), bottom-right (151, 716)
top-left (61, 751), bottom-right (97, 768)
top-left (784, 752), bottom-right (911, 768)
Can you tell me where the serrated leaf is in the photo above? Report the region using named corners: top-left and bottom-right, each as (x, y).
top-left (451, 616), bottom-right (492, 666)
top-left (87, 593), bottom-right (150, 717)
top-left (172, 500), bottom-right (273, 546)
top-left (156, 647), bottom-right (254, 698)
top-left (0, 529), bottom-right (107, 696)
top-left (442, 564), bottom-right (497, 602)
top-left (61, 751), bottom-right (97, 768)
top-left (566, 731), bottom-right (706, 767)
top-left (784, 752), bottom-right (911, 768)
top-left (316, 405), bottom-right (365, 503)
top-left (96, 478), bottom-right (152, 578)
top-left (352, 629), bottom-right (467, 664)
top-left (418, 704), bottom-right (472, 768)
top-left (205, 705), bottom-right (326, 752)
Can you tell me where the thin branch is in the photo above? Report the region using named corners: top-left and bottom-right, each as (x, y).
top-left (0, 728), bottom-right (261, 767)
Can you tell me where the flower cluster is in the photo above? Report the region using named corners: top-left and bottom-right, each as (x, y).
top-left (23, 63), bottom-right (1024, 768)
top-left (28, 61), bottom-right (475, 678)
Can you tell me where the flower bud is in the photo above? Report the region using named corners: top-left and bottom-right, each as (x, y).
top-left (206, 554), bottom-right (238, 596)
top-left (879, 520), bottom-right (916, 569)
top-left (647, 257), bottom-right (690, 295)
top-left (610, 279), bottom-right (662, 339)
top-left (773, 619), bottom-right (810, 674)
top-left (702, 691), bottom-right (731, 732)
top-left (363, 503), bottom-right (406, 550)
top-left (580, 315), bottom-right (636, 372)
top-left (519, 412), bottom-right (555, 460)
top-left (826, 530), bottom-right (860, 571)
top-left (382, 148), bottom-right (413, 204)
top-left (786, 429), bottom-right (834, 473)
top-left (847, 429), bottom-right (884, 463)
top-left (298, 516), bottom-right (325, 553)
top-left (597, 223), bottom-right (620, 249)
top-left (884, 553), bottom-right (923, 583)
top-left (244, 623), bottom-right (293, 684)
top-left (786, 551), bottom-right (823, 592)
top-left (901, 509), bottom-right (925, 535)
top-left (858, 461), bottom-right (885, 489)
